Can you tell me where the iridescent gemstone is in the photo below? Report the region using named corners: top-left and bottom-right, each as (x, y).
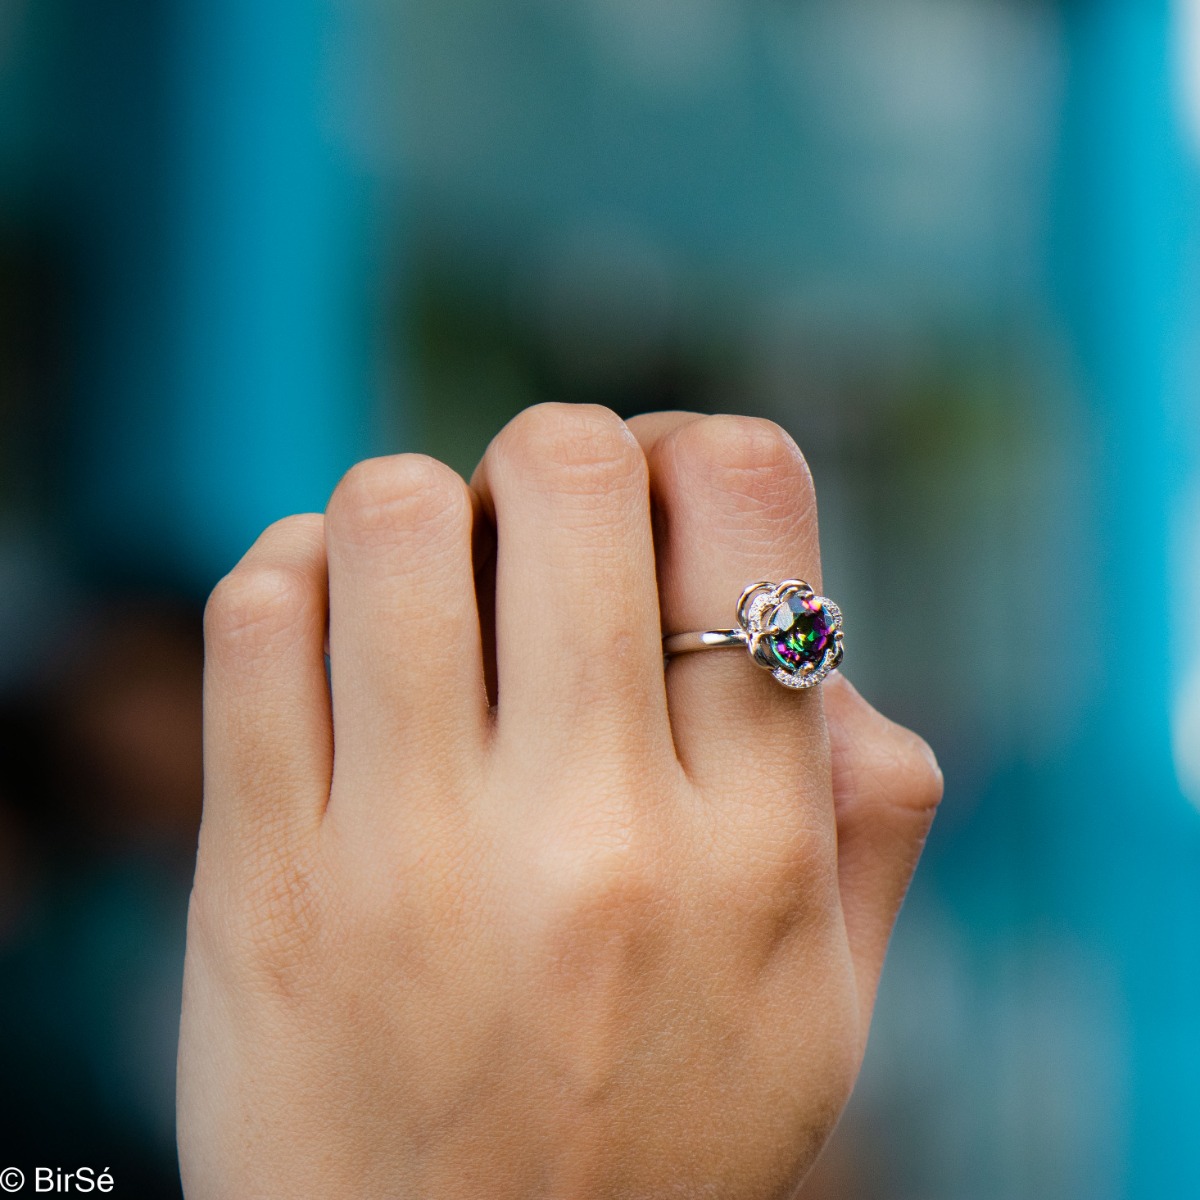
top-left (764, 594), bottom-right (834, 672)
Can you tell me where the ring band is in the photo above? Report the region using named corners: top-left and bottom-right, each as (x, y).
top-left (663, 579), bottom-right (844, 690)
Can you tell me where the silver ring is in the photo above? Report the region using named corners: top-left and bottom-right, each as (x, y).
top-left (663, 579), bottom-right (845, 690)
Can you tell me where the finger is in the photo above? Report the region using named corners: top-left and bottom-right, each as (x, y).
top-left (324, 454), bottom-right (488, 819)
top-left (824, 674), bottom-right (943, 1019)
top-left (646, 413), bottom-right (828, 793)
top-left (471, 403), bottom-right (672, 765)
top-left (626, 410), bottom-right (705, 456)
top-left (202, 514), bottom-right (332, 867)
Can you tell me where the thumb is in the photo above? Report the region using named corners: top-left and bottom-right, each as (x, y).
top-left (825, 674), bottom-right (943, 1023)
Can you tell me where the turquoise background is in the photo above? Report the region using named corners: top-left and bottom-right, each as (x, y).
top-left (0, 1), bottom-right (1197, 1195)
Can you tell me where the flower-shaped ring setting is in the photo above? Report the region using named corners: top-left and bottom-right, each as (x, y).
top-left (662, 579), bottom-right (845, 690)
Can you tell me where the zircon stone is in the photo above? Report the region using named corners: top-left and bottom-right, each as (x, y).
top-left (764, 595), bottom-right (834, 672)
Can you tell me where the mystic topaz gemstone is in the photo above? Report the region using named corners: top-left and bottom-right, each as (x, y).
top-left (764, 594), bottom-right (834, 672)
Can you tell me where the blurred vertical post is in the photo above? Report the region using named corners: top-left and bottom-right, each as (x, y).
top-left (73, 0), bottom-right (398, 588)
top-left (1056, 1), bottom-right (1200, 1194)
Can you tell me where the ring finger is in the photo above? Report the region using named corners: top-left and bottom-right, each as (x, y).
top-left (632, 413), bottom-right (831, 799)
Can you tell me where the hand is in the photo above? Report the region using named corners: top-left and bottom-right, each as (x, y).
top-left (177, 405), bottom-right (942, 1199)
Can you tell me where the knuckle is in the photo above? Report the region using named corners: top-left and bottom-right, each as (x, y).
top-left (531, 833), bottom-right (670, 1099)
top-left (677, 414), bottom-right (815, 507)
top-left (205, 561), bottom-right (314, 649)
top-left (889, 727), bottom-right (945, 814)
top-left (328, 454), bottom-right (470, 545)
top-left (846, 718), bottom-right (945, 822)
top-left (493, 403), bottom-right (644, 495)
top-left (547, 869), bottom-right (666, 981)
top-left (214, 851), bottom-right (327, 999)
top-left (550, 825), bottom-right (660, 925)
top-left (261, 511), bottom-right (325, 546)
top-left (775, 818), bottom-right (836, 883)
top-left (578, 855), bottom-right (655, 917)
top-left (754, 821), bottom-right (836, 911)
top-left (708, 806), bottom-right (837, 940)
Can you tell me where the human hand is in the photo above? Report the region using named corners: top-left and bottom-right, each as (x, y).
top-left (177, 404), bottom-right (941, 1199)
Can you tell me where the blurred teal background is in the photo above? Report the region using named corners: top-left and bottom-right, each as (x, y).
top-left (1, 1), bottom-right (1198, 1196)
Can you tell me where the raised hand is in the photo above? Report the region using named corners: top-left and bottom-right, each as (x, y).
top-left (177, 404), bottom-right (941, 1199)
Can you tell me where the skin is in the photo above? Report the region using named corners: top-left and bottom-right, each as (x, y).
top-left (177, 405), bottom-right (942, 1200)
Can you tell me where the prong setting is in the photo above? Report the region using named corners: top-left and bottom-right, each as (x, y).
top-left (735, 580), bottom-right (844, 690)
